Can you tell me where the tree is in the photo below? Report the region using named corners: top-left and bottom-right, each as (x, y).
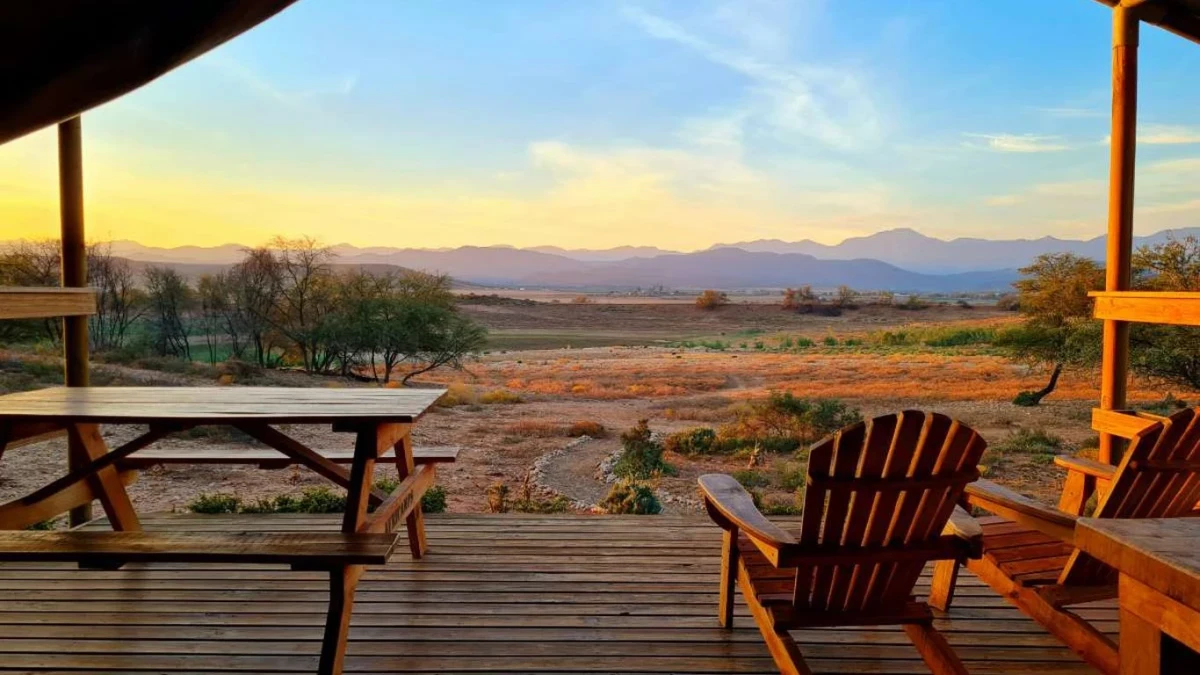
top-left (695, 289), bottom-right (728, 310)
top-left (834, 285), bottom-right (857, 308)
top-left (144, 266), bottom-right (193, 358)
top-left (1129, 235), bottom-right (1200, 390)
top-left (88, 243), bottom-right (144, 352)
top-left (999, 253), bottom-right (1103, 405)
top-left (226, 249), bottom-right (281, 367)
top-left (264, 237), bottom-right (339, 373)
top-left (0, 240), bottom-right (62, 343)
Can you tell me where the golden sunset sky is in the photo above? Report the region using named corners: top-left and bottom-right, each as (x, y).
top-left (3, 0), bottom-right (1199, 250)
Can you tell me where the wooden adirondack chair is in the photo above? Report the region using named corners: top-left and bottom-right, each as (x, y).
top-left (699, 410), bottom-right (987, 675)
top-left (929, 406), bottom-right (1200, 675)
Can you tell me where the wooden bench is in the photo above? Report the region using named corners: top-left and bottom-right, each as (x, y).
top-left (0, 529), bottom-right (397, 674)
top-left (118, 445), bottom-right (460, 470)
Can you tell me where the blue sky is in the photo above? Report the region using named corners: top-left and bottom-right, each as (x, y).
top-left (3, 0), bottom-right (1200, 249)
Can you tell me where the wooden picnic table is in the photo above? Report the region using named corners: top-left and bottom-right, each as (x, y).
top-left (0, 385), bottom-right (446, 674)
top-left (0, 386), bottom-right (445, 547)
top-left (1076, 517), bottom-right (1200, 675)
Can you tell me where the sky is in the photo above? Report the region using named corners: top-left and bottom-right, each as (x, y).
top-left (3, 0), bottom-right (1200, 251)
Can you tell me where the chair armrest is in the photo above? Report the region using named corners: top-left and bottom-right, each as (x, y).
top-left (698, 474), bottom-right (796, 566)
top-left (942, 505), bottom-right (983, 558)
top-left (1053, 455), bottom-right (1116, 481)
top-left (964, 479), bottom-right (1077, 543)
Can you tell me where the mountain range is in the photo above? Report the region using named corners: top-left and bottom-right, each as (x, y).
top-left (63, 226), bottom-right (1199, 292)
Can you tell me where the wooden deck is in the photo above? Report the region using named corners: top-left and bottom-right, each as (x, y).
top-left (0, 513), bottom-right (1111, 674)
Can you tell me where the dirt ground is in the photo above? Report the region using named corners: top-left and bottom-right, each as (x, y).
top-left (0, 301), bottom-right (1185, 520)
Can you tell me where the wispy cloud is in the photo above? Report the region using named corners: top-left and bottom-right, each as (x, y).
top-left (962, 133), bottom-right (1070, 153)
top-left (1139, 124), bottom-right (1200, 145)
top-left (1147, 157), bottom-right (1200, 174)
top-left (620, 4), bottom-right (881, 152)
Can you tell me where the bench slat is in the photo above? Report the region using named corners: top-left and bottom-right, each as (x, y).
top-left (0, 531), bottom-right (396, 567)
top-left (118, 446), bottom-right (459, 469)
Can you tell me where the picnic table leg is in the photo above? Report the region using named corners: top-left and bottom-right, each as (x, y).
top-left (67, 423), bottom-right (140, 531)
top-left (319, 565), bottom-right (364, 675)
top-left (319, 424), bottom-right (387, 675)
top-left (394, 431), bottom-right (427, 558)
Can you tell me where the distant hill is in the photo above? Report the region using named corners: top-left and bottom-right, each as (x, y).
top-left (711, 227), bottom-right (1200, 273)
top-left (521, 249), bottom-right (1015, 292)
top-left (527, 245), bottom-right (673, 261)
top-left (18, 226), bottom-right (1193, 292)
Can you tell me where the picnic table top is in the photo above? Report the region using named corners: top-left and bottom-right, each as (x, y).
top-left (0, 386), bottom-right (447, 424)
top-left (1076, 517), bottom-right (1200, 609)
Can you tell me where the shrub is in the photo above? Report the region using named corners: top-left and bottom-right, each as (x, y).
top-left (480, 389), bottom-right (523, 404)
top-left (793, 337), bottom-right (815, 348)
top-left (731, 469), bottom-right (770, 489)
top-left (568, 420), bottom-right (607, 438)
top-left (488, 476), bottom-right (571, 513)
top-left (437, 382), bottom-right (477, 407)
top-left (188, 493), bottom-right (241, 514)
top-left (422, 485), bottom-right (448, 513)
top-left (992, 428), bottom-right (1063, 457)
top-left (775, 460), bottom-right (807, 491)
top-left (1139, 393), bottom-right (1188, 416)
top-left (695, 289), bottom-right (729, 310)
top-left (997, 294), bottom-right (1021, 311)
top-left (751, 490), bottom-right (804, 516)
top-left (822, 336), bottom-right (838, 347)
top-left (721, 393), bottom-right (861, 449)
top-left (898, 295), bottom-right (928, 311)
top-left (600, 481), bottom-right (662, 515)
top-left (663, 427), bottom-right (718, 455)
top-left (486, 482), bottom-right (510, 513)
top-left (1011, 390), bottom-right (1041, 407)
top-left (504, 419), bottom-right (565, 437)
top-left (571, 295), bottom-right (592, 304)
top-left (612, 420), bottom-right (673, 479)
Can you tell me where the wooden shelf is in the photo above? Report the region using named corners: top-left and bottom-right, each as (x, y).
top-left (0, 287), bottom-right (96, 320)
top-left (1090, 291), bottom-right (1200, 326)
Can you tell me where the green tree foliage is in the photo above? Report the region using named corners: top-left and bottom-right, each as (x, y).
top-left (999, 253), bottom-right (1104, 405)
top-left (1130, 235), bottom-right (1200, 390)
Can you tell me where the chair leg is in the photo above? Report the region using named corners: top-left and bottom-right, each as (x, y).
top-left (762, 627), bottom-right (812, 675)
top-left (740, 573), bottom-right (812, 675)
top-left (319, 565), bottom-right (364, 675)
top-left (928, 559), bottom-right (960, 611)
top-left (904, 621), bottom-right (968, 675)
top-left (718, 527), bottom-right (738, 628)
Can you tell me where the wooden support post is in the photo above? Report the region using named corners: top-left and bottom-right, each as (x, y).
top-left (1099, 7), bottom-right (1138, 466)
top-left (59, 117), bottom-right (92, 527)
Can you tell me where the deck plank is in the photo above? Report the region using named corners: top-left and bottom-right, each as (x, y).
top-left (0, 513), bottom-right (1109, 674)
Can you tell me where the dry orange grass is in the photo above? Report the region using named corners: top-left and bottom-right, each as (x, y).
top-left (430, 349), bottom-right (1185, 403)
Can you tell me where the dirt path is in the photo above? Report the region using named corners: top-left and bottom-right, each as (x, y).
top-left (536, 437), bottom-right (619, 507)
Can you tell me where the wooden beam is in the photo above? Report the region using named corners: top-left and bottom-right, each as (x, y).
top-left (1091, 291), bottom-right (1200, 325)
top-left (1099, 6), bottom-right (1139, 466)
top-left (0, 288), bottom-right (96, 320)
top-left (58, 116), bottom-right (92, 528)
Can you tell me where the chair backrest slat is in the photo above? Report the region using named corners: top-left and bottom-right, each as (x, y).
top-left (1061, 407), bottom-right (1200, 586)
top-left (791, 411), bottom-right (986, 614)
